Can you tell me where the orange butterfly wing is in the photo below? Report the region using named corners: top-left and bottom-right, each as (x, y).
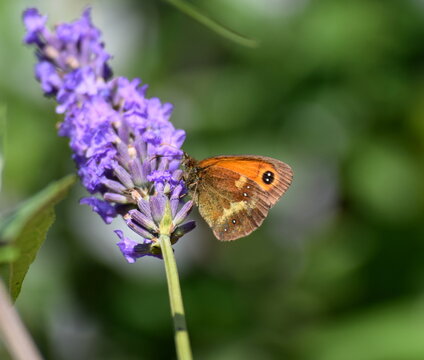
top-left (195, 156), bottom-right (293, 241)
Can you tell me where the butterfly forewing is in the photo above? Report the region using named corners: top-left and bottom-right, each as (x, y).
top-left (195, 156), bottom-right (293, 241)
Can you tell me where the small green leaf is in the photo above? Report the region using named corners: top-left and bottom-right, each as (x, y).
top-left (0, 174), bottom-right (76, 301)
top-left (165, 0), bottom-right (259, 48)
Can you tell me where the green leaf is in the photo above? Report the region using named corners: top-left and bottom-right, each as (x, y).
top-left (165, 0), bottom-right (259, 48)
top-left (0, 174), bottom-right (76, 301)
top-left (0, 245), bottom-right (19, 263)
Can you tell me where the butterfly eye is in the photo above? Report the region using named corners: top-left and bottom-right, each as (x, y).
top-left (262, 171), bottom-right (275, 184)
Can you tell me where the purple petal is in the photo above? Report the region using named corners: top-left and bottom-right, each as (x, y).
top-left (103, 192), bottom-right (129, 204)
top-left (128, 209), bottom-right (158, 232)
top-left (137, 198), bottom-right (152, 218)
top-left (101, 177), bottom-right (127, 194)
top-left (170, 184), bottom-right (183, 216)
top-left (80, 197), bottom-right (117, 223)
top-left (173, 201), bottom-right (193, 226)
top-left (150, 195), bottom-right (167, 224)
top-left (125, 219), bottom-right (155, 239)
top-left (23, 8), bottom-right (47, 44)
top-left (128, 158), bottom-right (145, 186)
top-left (35, 61), bottom-right (62, 95)
top-left (113, 163), bottom-right (134, 189)
top-left (115, 230), bottom-right (153, 263)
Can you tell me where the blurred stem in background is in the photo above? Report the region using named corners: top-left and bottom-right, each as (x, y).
top-left (164, 0), bottom-right (258, 48)
top-left (0, 279), bottom-right (42, 360)
top-left (0, 105), bottom-right (5, 192)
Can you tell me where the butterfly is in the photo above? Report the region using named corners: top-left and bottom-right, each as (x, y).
top-left (182, 154), bottom-right (293, 241)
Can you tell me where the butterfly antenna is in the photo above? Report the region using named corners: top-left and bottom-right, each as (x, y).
top-left (146, 142), bottom-right (185, 163)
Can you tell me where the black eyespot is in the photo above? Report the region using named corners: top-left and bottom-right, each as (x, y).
top-left (232, 219), bottom-right (236, 224)
top-left (262, 171), bottom-right (274, 184)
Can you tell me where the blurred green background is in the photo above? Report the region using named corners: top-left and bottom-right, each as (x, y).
top-left (1, 0), bottom-right (424, 359)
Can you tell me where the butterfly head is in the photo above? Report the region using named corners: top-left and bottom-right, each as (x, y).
top-left (180, 153), bottom-right (200, 191)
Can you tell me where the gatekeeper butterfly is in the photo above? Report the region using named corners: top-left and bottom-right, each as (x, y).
top-left (182, 154), bottom-right (293, 241)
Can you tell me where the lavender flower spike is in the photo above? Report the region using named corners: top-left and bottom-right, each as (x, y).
top-left (23, 8), bottom-right (195, 262)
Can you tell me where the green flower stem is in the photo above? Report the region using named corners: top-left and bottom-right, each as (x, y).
top-left (160, 234), bottom-right (193, 360)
